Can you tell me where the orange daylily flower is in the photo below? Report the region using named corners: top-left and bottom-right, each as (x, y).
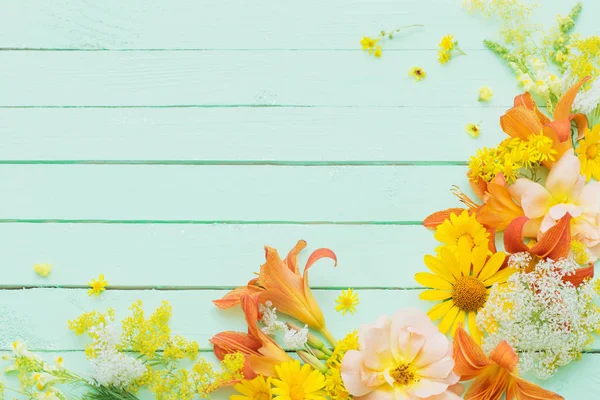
top-left (500, 78), bottom-right (590, 167)
top-left (504, 213), bottom-right (594, 286)
top-left (214, 240), bottom-right (338, 344)
top-left (453, 326), bottom-right (564, 400)
top-left (210, 295), bottom-right (292, 378)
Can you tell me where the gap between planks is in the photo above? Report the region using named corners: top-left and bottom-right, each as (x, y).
top-left (0, 160), bottom-right (467, 166)
top-left (0, 285), bottom-right (422, 291)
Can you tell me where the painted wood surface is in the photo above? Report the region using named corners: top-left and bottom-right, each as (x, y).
top-left (1, 0), bottom-right (599, 398)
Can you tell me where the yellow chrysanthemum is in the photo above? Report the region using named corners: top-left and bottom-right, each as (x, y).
top-left (434, 210), bottom-right (489, 267)
top-left (465, 123), bottom-right (480, 138)
top-left (272, 360), bottom-right (326, 400)
top-left (33, 263), bottom-right (52, 277)
top-left (87, 273), bottom-right (108, 296)
top-left (415, 246), bottom-right (514, 343)
top-left (408, 66), bottom-right (426, 81)
top-left (439, 34), bottom-right (455, 51)
top-left (360, 36), bottom-right (379, 51)
top-left (232, 375), bottom-right (272, 400)
top-left (325, 331), bottom-right (359, 400)
top-left (335, 288), bottom-right (359, 316)
top-left (438, 50), bottom-right (450, 64)
top-left (576, 125), bottom-right (600, 181)
top-left (478, 85), bottom-right (493, 102)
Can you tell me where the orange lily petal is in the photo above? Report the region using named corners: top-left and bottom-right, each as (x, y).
top-left (213, 280), bottom-right (263, 309)
top-left (476, 182), bottom-right (524, 232)
top-left (283, 239), bottom-right (307, 274)
top-left (554, 77), bottom-right (590, 121)
top-left (504, 216), bottom-right (531, 254)
top-left (513, 92), bottom-right (551, 125)
top-left (511, 376), bottom-right (564, 399)
top-left (468, 172), bottom-right (488, 201)
top-left (563, 263), bottom-right (595, 287)
top-left (305, 247), bottom-right (338, 270)
top-left (453, 326), bottom-right (492, 380)
top-left (571, 112), bottom-right (589, 141)
top-left (465, 366), bottom-right (510, 400)
top-left (500, 106), bottom-right (544, 141)
top-left (489, 341), bottom-right (518, 373)
top-left (528, 213), bottom-right (572, 259)
top-left (424, 208), bottom-right (466, 229)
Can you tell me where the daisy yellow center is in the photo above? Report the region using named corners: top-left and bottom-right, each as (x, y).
top-left (587, 143), bottom-right (598, 159)
top-left (457, 234), bottom-right (475, 249)
top-left (453, 276), bottom-right (487, 311)
top-left (390, 363), bottom-right (418, 386)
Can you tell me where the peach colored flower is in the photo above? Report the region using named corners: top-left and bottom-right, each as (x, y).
top-left (340, 308), bottom-right (462, 400)
top-left (509, 149), bottom-right (600, 260)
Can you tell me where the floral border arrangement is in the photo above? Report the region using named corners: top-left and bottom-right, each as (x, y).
top-left (3, 1), bottom-right (600, 400)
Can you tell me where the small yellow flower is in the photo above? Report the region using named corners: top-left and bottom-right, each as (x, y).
top-left (438, 50), bottom-right (450, 64)
top-left (576, 125), bottom-right (600, 181)
top-left (335, 289), bottom-right (359, 316)
top-left (439, 34), bottom-right (455, 51)
top-left (34, 263), bottom-right (52, 277)
top-left (465, 123), bottom-right (481, 138)
top-left (571, 240), bottom-right (591, 265)
top-left (88, 274), bottom-right (108, 296)
top-left (408, 66), bottom-right (426, 81)
top-left (478, 86), bottom-right (494, 102)
top-left (232, 375), bottom-right (272, 400)
top-left (373, 45), bottom-right (382, 58)
top-left (360, 36), bottom-right (379, 53)
top-left (555, 50), bottom-right (568, 63)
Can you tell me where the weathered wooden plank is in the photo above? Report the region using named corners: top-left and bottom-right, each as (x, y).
top-left (0, 50), bottom-right (520, 107)
top-left (0, 107), bottom-right (505, 162)
top-left (0, 164), bottom-right (469, 222)
top-left (0, 0), bottom-right (593, 50)
top-left (0, 224), bottom-right (440, 288)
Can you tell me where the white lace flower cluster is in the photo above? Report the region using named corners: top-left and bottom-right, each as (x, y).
top-left (259, 301), bottom-right (308, 349)
top-left (477, 254), bottom-right (600, 380)
top-left (87, 323), bottom-right (146, 389)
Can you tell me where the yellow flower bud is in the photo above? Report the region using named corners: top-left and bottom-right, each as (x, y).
top-left (34, 263), bottom-right (52, 277)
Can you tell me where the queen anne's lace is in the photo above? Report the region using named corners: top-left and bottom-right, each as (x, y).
top-left (477, 257), bottom-right (600, 380)
top-left (87, 323), bottom-right (146, 389)
top-left (259, 301), bottom-right (308, 349)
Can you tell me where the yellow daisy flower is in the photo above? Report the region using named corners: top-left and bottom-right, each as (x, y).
top-left (408, 66), bottom-right (426, 81)
top-left (360, 37), bottom-right (379, 53)
top-left (434, 210), bottom-right (489, 267)
top-left (232, 375), bottom-right (272, 400)
top-left (439, 34), bottom-right (455, 51)
top-left (272, 360), bottom-right (326, 400)
top-left (87, 273), bottom-right (108, 296)
top-left (438, 50), bottom-right (450, 64)
top-left (335, 289), bottom-right (359, 316)
top-left (415, 246), bottom-right (514, 343)
top-left (465, 123), bottom-right (481, 138)
top-left (576, 124), bottom-right (600, 181)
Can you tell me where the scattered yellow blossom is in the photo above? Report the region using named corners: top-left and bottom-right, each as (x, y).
top-left (437, 34), bottom-right (465, 64)
top-left (373, 45), bottom-right (382, 58)
top-left (408, 66), bottom-right (426, 81)
top-left (360, 25), bottom-right (423, 58)
top-left (478, 85), bottom-right (494, 101)
top-left (232, 375), bottom-right (272, 400)
top-left (34, 263), bottom-right (52, 277)
top-left (360, 36), bottom-right (379, 54)
top-left (438, 50), bottom-right (451, 64)
top-left (87, 274), bottom-right (108, 296)
top-left (576, 125), bottom-right (600, 181)
top-left (325, 331), bottom-right (359, 400)
top-left (335, 289), bottom-right (359, 316)
top-left (465, 123), bottom-right (481, 138)
top-left (439, 34), bottom-right (455, 51)
top-left (272, 361), bottom-right (326, 400)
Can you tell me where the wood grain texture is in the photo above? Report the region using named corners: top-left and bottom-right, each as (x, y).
top-left (0, 0), bottom-right (593, 50)
top-left (0, 164), bottom-right (469, 221)
top-left (0, 224), bottom-right (438, 288)
top-left (0, 107), bottom-right (504, 162)
top-left (0, 50), bottom-right (520, 107)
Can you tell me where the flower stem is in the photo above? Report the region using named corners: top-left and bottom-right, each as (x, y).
top-left (321, 328), bottom-right (337, 347)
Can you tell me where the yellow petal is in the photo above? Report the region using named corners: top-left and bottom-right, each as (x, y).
top-left (451, 310), bottom-right (467, 337)
top-left (424, 254), bottom-right (455, 283)
top-left (439, 247), bottom-right (462, 279)
top-left (468, 310), bottom-right (483, 344)
top-left (420, 289), bottom-right (453, 301)
top-left (438, 305), bottom-right (461, 334)
top-left (458, 239), bottom-right (472, 276)
top-left (477, 252), bottom-right (506, 282)
top-left (471, 246), bottom-right (489, 278)
top-left (427, 300), bottom-right (455, 321)
top-left (415, 272), bottom-right (454, 290)
top-left (483, 267), bottom-right (518, 286)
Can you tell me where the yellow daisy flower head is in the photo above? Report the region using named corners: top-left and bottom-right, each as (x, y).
top-left (439, 34), bottom-right (455, 51)
top-left (360, 36), bottom-right (379, 51)
top-left (232, 375), bottom-right (272, 400)
top-left (478, 85), bottom-right (494, 102)
top-left (272, 360), bottom-right (326, 400)
top-left (335, 288), bottom-right (359, 316)
top-left (34, 263), bottom-right (52, 277)
top-left (415, 246), bottom-right (514, 343)
top-left (465, 123), bottom-right (481, 138)
top-left (576, 124), bottom-right (600, 181)
top-left (434, 210), bottom-right (489, 265)
top-left (373, 45), bottom-right (382, 58)
top-left (438, 50), bottom-right (450, 64)
top-left (88, 273), bottom-right (108, 296)
top-left (408, 66), bottom-right (426, 81)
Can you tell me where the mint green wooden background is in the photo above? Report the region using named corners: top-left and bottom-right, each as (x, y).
top-left (1, 0), bottom-right (599, 398)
